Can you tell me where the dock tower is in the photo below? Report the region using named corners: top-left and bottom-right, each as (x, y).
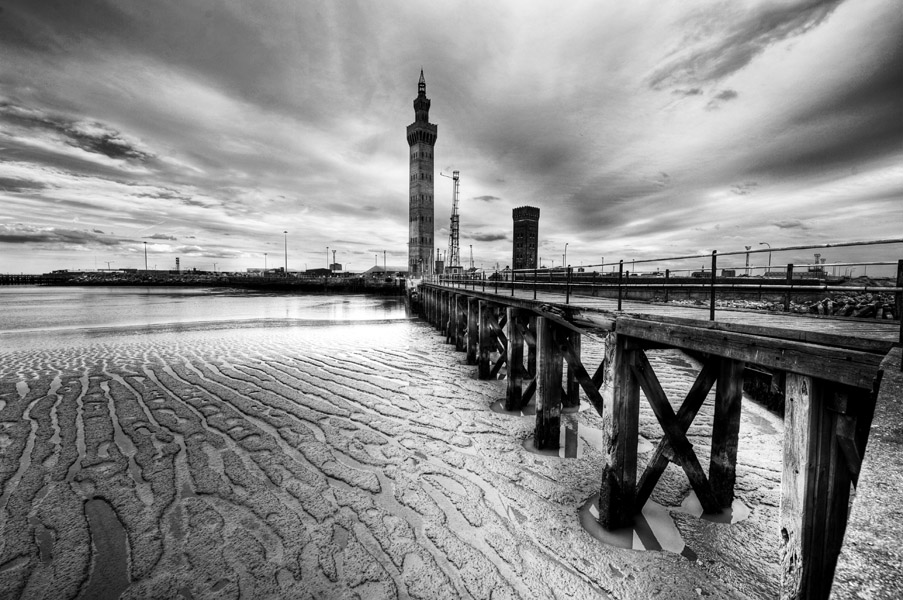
top-left (407, 70), bottom-right (438, 277)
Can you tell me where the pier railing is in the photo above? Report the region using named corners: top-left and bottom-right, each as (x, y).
top-left (429, 239), bottom-right (903, 346)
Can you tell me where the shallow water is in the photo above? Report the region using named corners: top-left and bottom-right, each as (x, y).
top-left (0, 288), bottom-right (783, 599)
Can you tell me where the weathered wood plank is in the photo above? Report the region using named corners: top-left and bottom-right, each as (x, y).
top-left (631, 350), bottom-right (721, 514)
top-left (598, 334), bottom-right (640, 530)
top-left (635, 358), bottom-right (719, 511)
top-left (709, 358), bottom-right (745, 507)
top-left (534, 317), bottom-right (562, 450)
top-left (616, 317), bottom-right (882, 389)
top-left (621, 312), bottom-right (896, 354)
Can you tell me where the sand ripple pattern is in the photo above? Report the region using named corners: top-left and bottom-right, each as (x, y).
top-left (0, 322), bottom-right (781, 599)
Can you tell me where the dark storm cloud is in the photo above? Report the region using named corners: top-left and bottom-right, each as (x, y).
top-left (0, 223), bottom-right (123, 246)
top-left (672, 88), bottom-right (703, 97)
top-left (92, 229), bottom-right (105, 234)
top-left (706, 89), bottom-right (739, 110)
top-left (649, 0), bottom-right (844, 89)
top-left (0, 177), bottom-right (47, 192)
top-left (0, 101), bottom-right (152, 162)
top-left (772, 219), bottom-right (809, 229)
top-left (731, 182), bottom-right (758, 196)
top-left (465, 232), bottom-right (508, 242)
top-left (471, 195), bottom-right (501, 203)
top-left (143, 233), bottom-right (178, 241)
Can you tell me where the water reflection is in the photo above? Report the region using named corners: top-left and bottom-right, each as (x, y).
top-left (521, 418), bottom-right (610, 459)
top-left (579, 491), bottom-right (751, 560)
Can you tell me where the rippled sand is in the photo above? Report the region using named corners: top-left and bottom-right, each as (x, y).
top-left (0, 320), bottom-right (782, 599)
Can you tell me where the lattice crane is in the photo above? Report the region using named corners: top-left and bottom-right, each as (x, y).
top-left (440, 170), bottom-right (460, 268)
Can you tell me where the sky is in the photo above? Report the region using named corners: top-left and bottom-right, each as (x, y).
top-left (1, 0), bottom-right (901, 275)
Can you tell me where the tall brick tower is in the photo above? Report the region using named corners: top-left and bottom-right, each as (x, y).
top-left (407, 70), bottom-right (437, 277)
top-left (512, 206), bottom-right (540, 270)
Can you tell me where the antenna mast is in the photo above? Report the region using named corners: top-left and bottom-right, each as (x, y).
top-left (440, 170), bottom-right (460, 268)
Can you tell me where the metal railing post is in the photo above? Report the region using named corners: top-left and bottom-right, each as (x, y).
top-left (534, 269), bottom-right (538, 300)
top-left (511, 271), bottom-right (515, 296)
top-left (566, 266), bottom-right (571, 304)
top-left (896, 259), bottom-right (902, 371)
top-left (664, 269), bottom-right (670, 303)
top-left (784, 264), bottom-right (794, 312)
top-left (710, 250), bottom-right (717, 321)
top-left (617, 260), bottom-right (623, 311)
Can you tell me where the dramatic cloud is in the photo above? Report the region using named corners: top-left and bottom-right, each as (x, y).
top-left (0, 177), bottom-right (46, 192)
top-left (0, 223), bottom-right (123, 246)
top-left (0, 0), bottom-right (900, 274)
top-left (648, 0), bottom-right (845, 89)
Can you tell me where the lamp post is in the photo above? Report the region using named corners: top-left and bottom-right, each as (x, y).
top-left (564, 242), bottom-right (568, 268)
top-left (745, 245), bottom-right (752, 275)
top-left (264, 253), bottom-right (267, 275)
top-left (759, 242), bottom-right (771, 275)
top-left (326, 246), bottom-right (329, 272)
top-left (284, 230), bottom-right (288, 276)
top-left (143, 241), bottom-right (147, 271)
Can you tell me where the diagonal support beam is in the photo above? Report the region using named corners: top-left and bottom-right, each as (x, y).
top-left (560, 335), bottom-right (605, 419)
top-left (631, 351), bottom-right (721, 514)
top-left (635, 358), bottom-right (719, 510)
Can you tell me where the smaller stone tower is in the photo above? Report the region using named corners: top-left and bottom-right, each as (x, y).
top-left (512, 206), bottom-right (540, 270)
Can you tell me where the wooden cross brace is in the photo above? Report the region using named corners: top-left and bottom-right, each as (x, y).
top-left (628, 349), bottom-right (744, 514)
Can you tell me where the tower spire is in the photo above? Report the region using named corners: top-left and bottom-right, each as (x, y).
top-left (418, 68), bottom-right (426, 95)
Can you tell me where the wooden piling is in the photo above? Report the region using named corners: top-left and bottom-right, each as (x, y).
top-left (455, 295), bottom-right (466, 351)
top-left (598, 334), bottom-right (640, 529)
top-left (709, 358), bottom-right (745, 507)
top-left (505, 307), bottom-right (524, 411)
top-left (466, 297), bottom-right (478, 365)
top-left (526, 316), bottom-right (537, 379)
top-left (534, 317), bottom-right (562, 449)
top-left (478, 301), bottom-right (492, 379)
top-left (440, 290), bottom-right (449, 335)
top-left (781, 374), bottom-right (858, 600)
top-left (564, 330), bottom-right (581, 409)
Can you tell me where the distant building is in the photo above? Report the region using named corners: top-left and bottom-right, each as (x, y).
top-left (512, 206), bottom-right (540, 270)
top-left (362, 265), bottom-right (409, 278)
top-left (407, 70), bottom-right (437, 278)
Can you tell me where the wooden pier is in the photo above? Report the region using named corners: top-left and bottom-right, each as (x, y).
top-left (417, 281), bottom-right (900, 600)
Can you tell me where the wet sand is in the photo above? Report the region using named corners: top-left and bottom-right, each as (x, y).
top-left (0, 320), bottom-right (782, 599)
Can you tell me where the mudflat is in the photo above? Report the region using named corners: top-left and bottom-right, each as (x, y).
top-left (0, 320), bottom-right (782, 599)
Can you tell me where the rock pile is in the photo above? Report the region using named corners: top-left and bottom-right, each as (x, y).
top-left (801, 292), bottom-right (896, 319)
top-left (659, 293), bottom-right (897, 319)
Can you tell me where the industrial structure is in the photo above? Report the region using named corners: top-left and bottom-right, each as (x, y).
top-left (441, 170), bottom-right (463, 277)
top-left (406, 70), bottom-right (437, 278)
top-left (512, 206), bottom-right (540, 270)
